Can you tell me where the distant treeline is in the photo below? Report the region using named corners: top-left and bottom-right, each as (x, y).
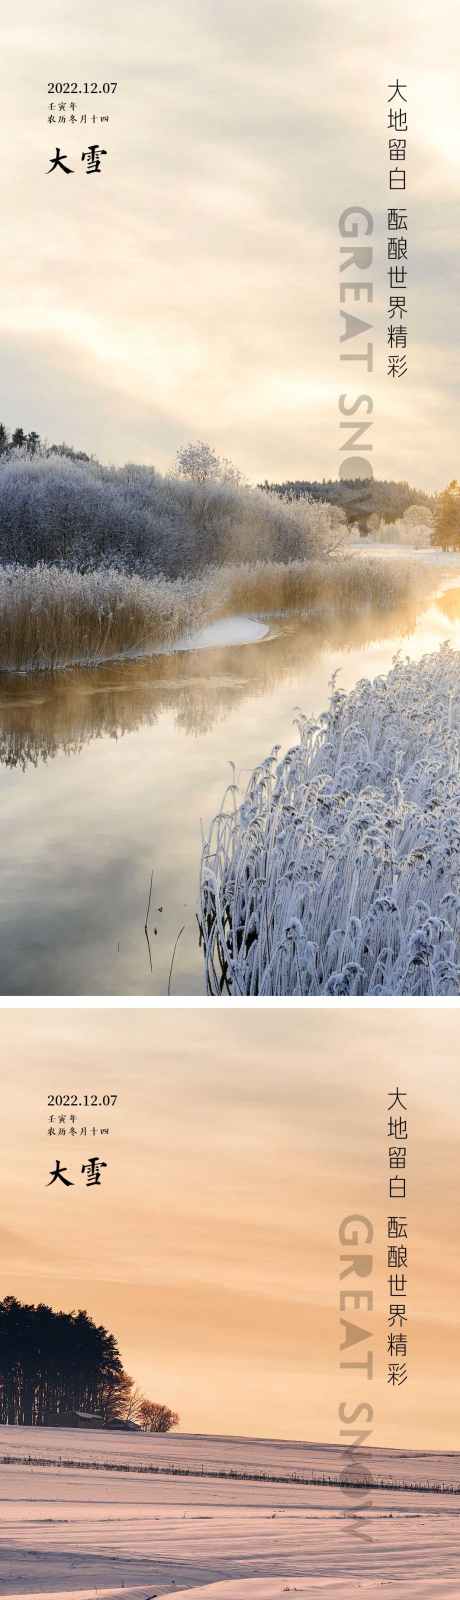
top-left (259, 477), bottom-right (436, 528)
top-left (0, 422), bottom-right (90, 462)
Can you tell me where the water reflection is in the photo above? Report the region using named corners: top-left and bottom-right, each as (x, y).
top-left (1, 576), bottom-right (460, 996)
top-left (437, 585), bottom-right (460, 622)
top-left (0, 591), bottom-right (439, 769)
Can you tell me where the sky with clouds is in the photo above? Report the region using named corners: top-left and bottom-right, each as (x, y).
top-left (2, 0), bottom-right (459, 489)
top-left (3, 1006), bottom-right (460, 1449)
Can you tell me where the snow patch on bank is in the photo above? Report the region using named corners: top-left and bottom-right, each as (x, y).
top-left (170, 616), bottom-right (270, 653)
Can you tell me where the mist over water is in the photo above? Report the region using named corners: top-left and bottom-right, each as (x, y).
top-left (1, 569), bottom-right (460, 995)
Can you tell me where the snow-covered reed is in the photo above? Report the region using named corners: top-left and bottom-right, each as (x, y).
top-left (0, 555), bottom-right (428, 672)
top-left (211, 552), bottom-right (428, 618)
top-left (199, 647), bottom-right (460, 996)
top-left (0, 564), bottom-right (209, 671)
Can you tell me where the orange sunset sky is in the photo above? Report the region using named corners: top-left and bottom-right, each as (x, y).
top-left (2, 1006), bottom-right (459, 1451)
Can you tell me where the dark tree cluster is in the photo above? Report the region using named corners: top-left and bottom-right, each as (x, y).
top-left (260, 477), bottom-right (436, 530)
top-left (0, 1296), bottom-right (179, 1431)
top-left (0, 1296), bottom-right (124, 1426)
top-left (0, 424), bottom-right (41, 456)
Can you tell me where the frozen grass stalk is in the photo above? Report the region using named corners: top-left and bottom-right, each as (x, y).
top-left (199, 646), bottom-right (460, 997)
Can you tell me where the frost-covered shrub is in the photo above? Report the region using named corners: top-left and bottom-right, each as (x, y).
top-left (0, 455), bottom-right (184, 572)
top-left (0, 453), bottom-right (348, 577)
top-left (199, 647), bottom-right (460, 996)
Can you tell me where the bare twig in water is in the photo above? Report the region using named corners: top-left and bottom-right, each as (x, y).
top-left (168, 925), bottom-right (185, 995)
top-left (145, 870), bottom-right (154, 928)
top-left (144, 869), bottom-right (154, 973)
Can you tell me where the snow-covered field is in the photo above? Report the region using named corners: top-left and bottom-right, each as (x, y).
top-left (2, 1428), bottom-right (460, 1599)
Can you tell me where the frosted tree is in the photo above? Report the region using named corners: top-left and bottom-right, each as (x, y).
top-left (175, 440), bottom-right (242, 487)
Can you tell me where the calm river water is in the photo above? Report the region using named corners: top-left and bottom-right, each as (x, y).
top-left (2, 563), bottom-right (460, 994)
